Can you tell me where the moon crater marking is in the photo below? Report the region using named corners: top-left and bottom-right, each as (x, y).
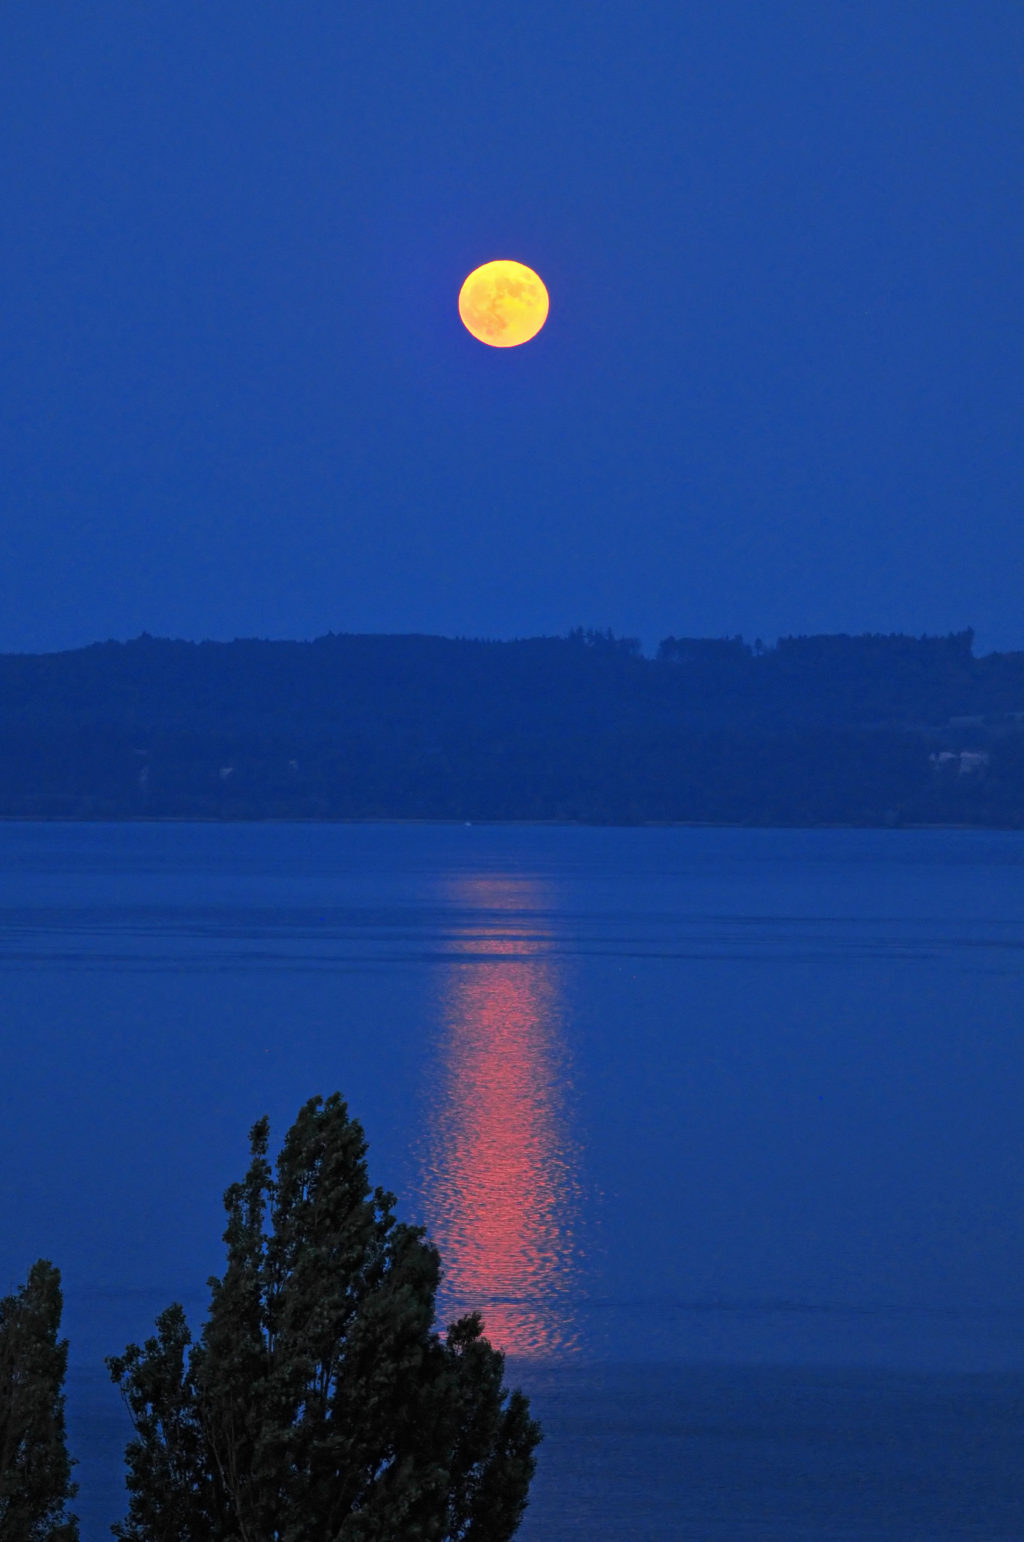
top-left (459, 260), bottom-right (549, 348)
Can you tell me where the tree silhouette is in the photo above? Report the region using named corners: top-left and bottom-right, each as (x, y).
top-left (0, 1259), bottom-right (79, 1542)
top-left (108, 1094), bottom-right (541, 1542)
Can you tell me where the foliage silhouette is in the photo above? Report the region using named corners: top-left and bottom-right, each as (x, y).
top-left (0, 1260), bottom-right (79, 1542)
top-left (108, 1094), bottom-right (541, 1542)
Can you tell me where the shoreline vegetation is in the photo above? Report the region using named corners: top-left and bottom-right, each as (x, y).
top-left (2, 626), bottom-right (1023, 828)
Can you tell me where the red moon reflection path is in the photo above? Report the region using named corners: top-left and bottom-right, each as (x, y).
top-left (423, 878), bottom-right (582, 1360)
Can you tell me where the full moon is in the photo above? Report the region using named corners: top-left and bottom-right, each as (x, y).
top-left (458, 260), bottom-right (549, 348)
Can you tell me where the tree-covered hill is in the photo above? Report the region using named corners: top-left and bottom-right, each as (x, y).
top-left (1, 628), bottom-right (1022, 825)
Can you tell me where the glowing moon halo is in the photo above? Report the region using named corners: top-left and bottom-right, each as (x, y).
top-left (458, 260), bottom-right (549, 348)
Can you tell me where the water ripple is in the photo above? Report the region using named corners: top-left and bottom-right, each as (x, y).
top-left (420, 877), bottom-right (583, 1360)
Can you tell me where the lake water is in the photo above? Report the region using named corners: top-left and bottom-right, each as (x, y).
top-left (1, 821), bottom-right (1022, 1537)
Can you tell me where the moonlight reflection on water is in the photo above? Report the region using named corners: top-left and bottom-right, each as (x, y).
top-left (421, 877), bottom-right (583, 1360)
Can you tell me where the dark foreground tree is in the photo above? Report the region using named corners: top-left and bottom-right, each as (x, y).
top-left (108, 1094), bottom-right (541, 1541)
top-left (0, 1260), bottom-right (79, 1542)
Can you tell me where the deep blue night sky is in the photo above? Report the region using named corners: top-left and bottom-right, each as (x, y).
top-left (2, 3), bottom-right (1021, 653)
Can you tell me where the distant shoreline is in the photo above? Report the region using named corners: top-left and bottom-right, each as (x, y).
top-left (2, 629), bottom-right (1021, 828)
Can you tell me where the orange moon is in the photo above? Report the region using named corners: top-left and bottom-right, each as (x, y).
top-left (458, 260), bottom-right (549, 348)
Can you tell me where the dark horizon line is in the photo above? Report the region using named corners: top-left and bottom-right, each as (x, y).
top-left (0, 623), bottom-right (1001, 662)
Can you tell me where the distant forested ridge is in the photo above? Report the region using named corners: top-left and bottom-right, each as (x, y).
top-left (2, 627), bottom-right (1023, 826)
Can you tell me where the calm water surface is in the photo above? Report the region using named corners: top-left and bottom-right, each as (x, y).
top-left (1, 822), bottom-right (1022, 1537)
